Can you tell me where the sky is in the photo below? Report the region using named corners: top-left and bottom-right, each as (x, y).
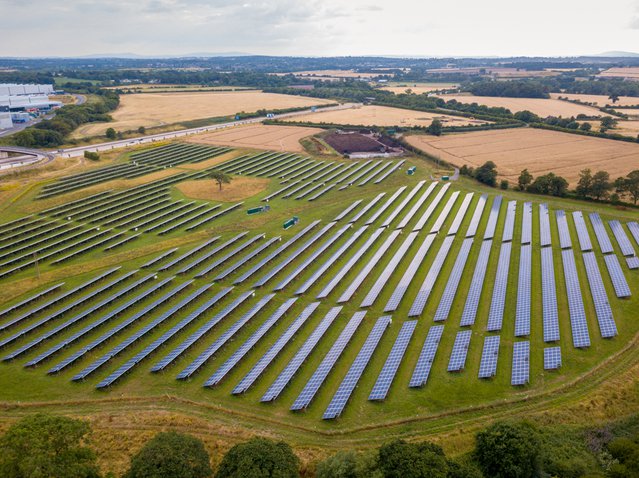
top-left (2, 0), bottom-right (639, 58)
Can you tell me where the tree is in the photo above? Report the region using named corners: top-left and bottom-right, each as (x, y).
top-left (601, 116), bottom-right (618, 129)
top-left (475, 422), bottom-right (542, 478)
top-left (316, 451), bottom-right (358, 478)
top-left (124, 431), bottom-right (212, 478)
top-left (137, 126), bottom-right (146, 134)
top-left (608, 94), bottom-right (620, 104)
top-left (215, 438), bottom-right (299, 478)
top-left (474, 161), bottom-right (498, 187)
top-left (83, 151), bottom-right (100, 161)
top-left (591, 170), bottom-right (612, 201)
top-left (207, 170), bottom-right (231, 191)
top-left (620, 170), bottom-right (639, 204)
top-left (576, 168), bottom-right (594, 198)
top-left (500, 179), bottom-right (509, 190)
top-left (377, 440), bottom-right (448, 478)
top-left (0, 414), bottom-right (100, 478)
top-left (105, 127), bottom-right (116, 139)
top-left (427, 119), bottom-right (442, 136)
top-left (580, 122), bottom-right (592, 131)
top-left (518, 169), bottom-right (533, 191)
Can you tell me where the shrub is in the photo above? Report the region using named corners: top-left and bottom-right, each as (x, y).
top-left (215, 438), bottom-right (299, 478)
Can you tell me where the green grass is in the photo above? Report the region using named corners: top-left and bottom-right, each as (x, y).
top-left (1, 146), bottom-right (639, 463)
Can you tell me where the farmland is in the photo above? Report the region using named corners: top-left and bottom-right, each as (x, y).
top-left (436, 94), bottom-right (604, 117)
top-left (379, 82), bottom-right (458, 94)
top-left (280, 105), bottom-right (489, 128)
top-left (185, 124), bottom-right (324, 153)
top-left (598, 67), bottom-right (639, 80)
top-left (276, 69), bottom-right (395, 79)
top-left (71, 91), bottom-right (333, 138)
top-left (549, 93), bottom-right (639, 107)
top-left (405, 128), bottom-right (639, 185)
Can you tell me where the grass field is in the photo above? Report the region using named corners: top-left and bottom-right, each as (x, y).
top-left (71, 91), bottom-right (333, 138)
top-left (436, 94), bottom-right (604, 117)
top-left (405, 128), bottom-right (639, 185)
top-left (1, 139), bottom-right (639, 475)
top-left (186, 124), bottom-right (324, 152)
top-left (279, 105), bottom-right (489, 128)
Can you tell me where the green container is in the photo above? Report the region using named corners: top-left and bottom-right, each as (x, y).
top-left (407, 166), bottom-right (417, 175)
top-left (283, 216), bottom-right (299, 230)
top-left (247, 205), bottom-right (270, 215)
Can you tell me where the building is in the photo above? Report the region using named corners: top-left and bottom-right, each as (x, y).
top-left (0, 83), bottom-right (61, 130)
top-left (0, 106), bottom-right (12, 129)
top-left (0, 83), bottom-right (55, 96)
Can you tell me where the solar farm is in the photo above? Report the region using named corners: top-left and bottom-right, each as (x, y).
top-left (1, 139), bottom-right (638, 433)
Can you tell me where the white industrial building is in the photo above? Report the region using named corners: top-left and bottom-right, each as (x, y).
top-left (0, 83), bottom-right (55, 96)
top-left (0, 83), bottom-right (61, 131)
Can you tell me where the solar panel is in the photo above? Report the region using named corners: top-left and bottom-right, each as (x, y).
top-left (0, 283), bottom-right (64, 320)
top-left (171, 292), bottom-right (271, 378)
top-left (521, 202), bottom-right (533, 245)
top-left (317, 227), bottom-right (384, 299)
top-left (511, 341), bottom-right (530, 386)
top-left (555, 210), bottom-right (572, 249)
top-left (627, 256), bottom-right (639, 269)
top-left (409, 325), bottom-right (444, 387)
top-left (413, 183), bottom-right (451, 231)
top-left (295, 182), bottom-right (325, 200)
top-left (192, 234), bottom-right (264, 278)
top-left (560, 249), bottom-right (591, 348)
top-left (600, 252), bottom-right (630, 306)
top-left (261, 306), bottom-right (341, 402)
top-left (381, 181), bottom-right (425, 228)
top-left (483, 196), bottom-right (503, 240)
top-left (360, 231), bottom-right (418, 307)
top-left (572, 211), bottom-right (593, 252)
top-left (384, 233), bottom-right (437, 312)
top-left (583, 253), bottom-right (620, 338)
top-left (178, 233), bottom-right (247, 275)
top-left (158, 237), bottom-right (220, 271)
top-left (459, 240), bottom-right (493, 326)
top-left (478, 335), bottom-right (500, 379)
top-left (544, 346), bottom-right (562, 370)
top-left (358, 162), bottom-right (391, 186)
top-left (365, 186), bottom-right (407, 226)
top-left (448, 192), bottom-right (474, 236)
top-left (433, 238), bottom-right (474, 322)
top-left (538, 203), bottom-right (551, 247)
top-left (466, 194), bottom-right (488, 238)
top-left (261, 180), bottom-right (302, 202)
top-left (369, 320), bottom-right (417, 401)
top-left (447, 329), bottom-right (472, 372)
top-left (541, 247), bottom-right (560, 342)
top-left (336, 161), bottom-right (371, 185)
top-left (609, 220), bottom-right (635, 257)
top-left (234, 221), bottom-right (319, 284)
top-left (291, 311), bottom-right (366, 411)
top-left (408, 235), bottom-right (456, 317)
top-left (627, 222), bottom-right (639, 247)
top-left (214, 237), bottom-right (280, 281)
top-left (374, 160), bottom-right (405, 184)
top-left (323, 315), bottom-right (391, 419)
top-left (350, 193), bottom-right (385, 223)
top-left (295, 226), bottom-right (368, 295)
top-left (204, 297), bottom-right (297, 387)
top-left (589, 213), bottom-right (614, 254)
top-left (501, 200), bottom-right (517, 242)
top-left (486, 242), bottom-right (512, 331)
top-left (395, 182), bottom-right (438, 230)
top-left (334, 200), bottom-right (363, 221)
top-left (514, 244), bottom-right (532, 337)
top-left (275, 224), bottom-right (350, 292)
top-left (337, 230), bottom-right (402, 303)
top-left (430, 191), bottom-right (460, 234)
top-left (232, 302), bottom-right (319, 394)
top-left (253, 222), bottom-right (335, 288)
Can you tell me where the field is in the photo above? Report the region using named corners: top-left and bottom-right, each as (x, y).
top-left (549, 93), bottom-right (639, 107)
top-left (426, 67), bottom-right (558, 78)
top-left (276, 70), bottom-right (394, 79)
top-left (186, 124), bottom-right (324, 152)
top-left (379, 82), bottom-right (458, 94)
top-left (71, 91), bottom-right (333, 137)
top-left (103, 84), bottom-right (255, 93)
top-left (280, 105), bottom-right (489, 128)
top-left (176, 177), bottom-right (270, 202)
top-left (436, 94), bottom-right (604, 117)
top-left (598, 67), bottom-right (639, 80)
top-left (405, 128), bottom-right (639, 184)
top-left (1, 134), bottom-right (639, 475)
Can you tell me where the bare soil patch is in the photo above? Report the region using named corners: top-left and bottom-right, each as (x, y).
top-left (176, 177), bottom-right (269, 202)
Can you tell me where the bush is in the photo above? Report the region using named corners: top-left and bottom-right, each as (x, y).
top-left (215, 438), bottom-right (299, 478)
top-left (474, 161), bottom-right (498, 187)
top-left (83, 151), bottom-right (100, 161)
top-left (377, 440), bottom-right (448, 478)
top-left (105, 127), bottom-right (116, 140)
top-left (125, 431), bottom-right (212, 478)
top-left (500, 179), bottom-right (509, 190)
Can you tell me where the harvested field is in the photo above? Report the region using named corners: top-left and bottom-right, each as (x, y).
top-left (379, 82), bottom-right (458, 94)
top-left (277, 69), bottom-right (394, 79)
top-left (426, 67), bottom-right (557, 78)
top-left (549, 93), bottom-right (639, 107)
top-left (280, 105), bottom-right (488, 128)
top-left (187, 124), bottom-right (323, 152)
top-left (436, 94), bottom-right (604, 117)
top-left (598, 67), bottom-right (639, 80)
top-left (405, 128), bottom-right (639, 185)
top-left (72, 91), bottom-right (332, 137)
top-left (175, 177), bottom-right (269, 202)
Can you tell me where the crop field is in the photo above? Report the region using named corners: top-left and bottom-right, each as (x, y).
top-left (549, 93), bottom-right (639, 107)
top-left (405, 128), bottom-right (639, 185)
top-left (186, 124), bottom-right (324, 153)
top-left (379, 82), bottom-right (458, 94)
top-left (276, 70), bottom-right (394, 79)
top-left (598, 67), bottom-right (639, 80)
top-left (1, 136), bottom-right (639, 471)
top-left (71, 91), bottom-right (333, 138)
top-left (426, 67), bottom-right (558, 78)
top-left (436, 94), bottom-right (604, 117)
top-left (280, 105), bottom-right (489, 128)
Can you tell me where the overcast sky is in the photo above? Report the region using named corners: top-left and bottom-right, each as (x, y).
top-left (2, 0), bottom-right (639, 58)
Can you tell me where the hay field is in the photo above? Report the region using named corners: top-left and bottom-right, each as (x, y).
top-left (549, 93), bottom-right (639, 107)
top-left (72, 91), bottom-right (332, 137)
top-left (405, 128), bottom-right (639, 184)
top-left (426, 67), bottom-right (557, 78)
top-left (279, 69), bottom-right (393, 79)
top-left (176, 177), bottom-right (269, 202)
top-left (280, 105), bottom-right (488, 128)
top-left (436, 94), bottom-right (604, 117)
top-left (598, 67), bottom-right (639, 80)
top-left (187, 124), bottom-right (323, 152)
top-left (379, 83), bottom-right (458, 94)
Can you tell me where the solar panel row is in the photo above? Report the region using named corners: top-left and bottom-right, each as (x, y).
top-left (0, 283), bottom-right (64, 320)
top-left (466, 194), bottom-right (488, 238)
top-left (483, 196), bottom-right (503, 240)
top-left (214, 237), bottom-right (280, 282)
top-left (478, 335), bottom-right (500, 379)
top-left (544, 346), bottom-right (562, 370)
top-left (572, 211), bottom-right (593, 252)
top-left (560, 249), bottom-right (591, 348)
top-left (374, 160), bottom-right (405, 184)
top-left (501, 200), bottom-right (517, 242)
top-left (603, 254), bottom-right (631, 299)
top-left (430, 191), bottom-right (460, 234)
top-left (334, 200), bottom-right (363, 222)
top-left (541, 247), bottom-right (560, 342)
top-left (514, 244), bottom-right (532, 337)
top-left (365, 186), bottom-right (407, 226)
top-left (609, 220), bottom-right (635, 257)
top-left (395, 182), bottom-right (438, 230)
top-left (409, 325), bottom-right (444, 387)
top-left (521, 202), bottom-right (533, 245)
top-left (459, 240), bottom-right (493, 326)
top-left (413, 183), bottom-right (451, 231)
top-left (555, 210), bottom-right (572, 249)
top-left (447, 192), bottom-right (474, 236)
top-left (158, 237), bottom-right (220, 272)
top-left (582, 252), bottom-right (618, 338)
top-left (177, 233), bottom-right (245, 274)
top-left (349, 193), bottom-right (385, 223)
top-left (511, 341), bottom-right (530, 386)
top-left (486, 242), bottom-right (512, 331)
top-left (589, 213), bottom-right (614, 254)
top-left (448, 329), bottom-right (472, 372)
top-left (433, 238), bottom-right (474, 322)
top-left (194, 234), bottom-right (265, 278)
top-left (380, 181), bottom-right (425, 228)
